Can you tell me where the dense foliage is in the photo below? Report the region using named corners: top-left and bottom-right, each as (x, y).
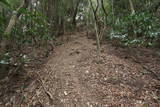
top-left (107, 0), bottom-right (160, 46)
top-left (110, 12), bottom-right (160, 46)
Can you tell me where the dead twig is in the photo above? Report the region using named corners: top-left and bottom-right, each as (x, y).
top-left (35, 72), bottom-right (54, 105)
top-left (141, 65), bottom-right (160, 81)
top-left (8, 63), bottom-right (23, 76)
top-left (131, 56), bottom-right (160, 81)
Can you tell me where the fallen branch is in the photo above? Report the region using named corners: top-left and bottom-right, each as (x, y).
top-left (35, 72), bottom-right (54, 105)
top-left (131, 56), bottom-right (160, 81)
top-left (141, 65), bottom-right (160, 81)
top-left (8, 63), bottom-right (23, 76)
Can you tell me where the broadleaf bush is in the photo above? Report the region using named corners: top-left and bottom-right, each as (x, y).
top-left (109, 12), bottom-right (160, 46)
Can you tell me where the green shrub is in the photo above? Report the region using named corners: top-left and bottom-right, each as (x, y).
top-left (109, 12), bottom-right (160, 46)
top-left (11, 8), bottom-right (51, 44)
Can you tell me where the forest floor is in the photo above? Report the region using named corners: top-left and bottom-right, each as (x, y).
top-left (0, 30), bottom-right (160, 107)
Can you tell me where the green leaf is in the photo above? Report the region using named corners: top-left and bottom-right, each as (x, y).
top-left (0, 0), bottom-right (10, 6)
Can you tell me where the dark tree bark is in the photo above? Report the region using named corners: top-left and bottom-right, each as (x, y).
top-left (101, 0), bottom-right (108, 17)
top-left (72, 0), bottom-right (81, 27)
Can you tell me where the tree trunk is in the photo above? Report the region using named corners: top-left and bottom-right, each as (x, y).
top-left (101, 0), bottom-right (108, 17)
top-left (72, 0), bottom-right (80, 27)
top-left (89, 0), bottom-right (101, 55)
top-left (129, 0), bottom-right (135, 15)
top-left (4, 0), bottom-right (29, 35)
top-left (1, 0), bottom-right (29, 58)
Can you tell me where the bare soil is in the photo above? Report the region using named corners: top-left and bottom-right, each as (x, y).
top-left (0, 31), bottom-right (160, 107)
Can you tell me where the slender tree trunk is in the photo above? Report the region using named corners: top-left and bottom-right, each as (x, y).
top-left (89, 0), bottom-right (100, 55)
top-left (72, 0), bottom-right (80, 27)
top-left (101, 0), bottom-right (108, 17)
top-left (129, 0), bottom-right (135, 15)
top-left (1, 0), bottom-right (29, 59)
top-left (4, 0), bottom-right (29, 35)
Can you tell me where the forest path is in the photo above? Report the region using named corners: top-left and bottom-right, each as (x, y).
top-left (36, 31), bottom-right (100, 107)
top-left (28, 31), bottom-right (159, 107)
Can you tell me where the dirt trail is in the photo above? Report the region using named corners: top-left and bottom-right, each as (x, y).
top-left (21, 31), bottom-right (160, 107)
top-left (33, 31), bottom-right (100, 107)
